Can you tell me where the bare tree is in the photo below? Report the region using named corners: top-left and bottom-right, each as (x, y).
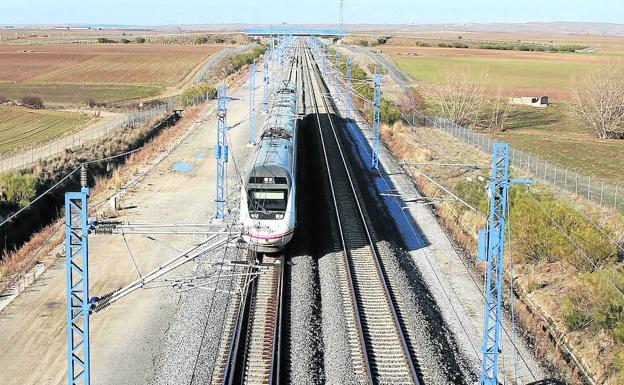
top-left (486, 89), bottom-right (512, 131)
top-left (398, 87), bottom-right (425, 126)
top-left (571, 66), bottom-right (624, 139)
top-left (427, 70), bottom-right (487, 127)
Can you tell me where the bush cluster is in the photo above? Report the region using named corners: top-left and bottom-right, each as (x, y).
top-left (19, 96), bottom-right (44, 109)
top-left (230, 45), bottom-right (268, 72)
top-left (437, 42), bottom-right (469, 49)
top-left (181, 83), bottom-right (217, 107)
top-left (562, 267), bottom-right (624, 347)
top-left (478, 42), bottom-right (588, 52)
top-left (0, 172), bottom-right (36, 207)
top-left (96, 37), bottom-right (117, 44)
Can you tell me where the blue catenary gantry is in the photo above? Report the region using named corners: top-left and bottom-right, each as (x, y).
top-left (346, 57), bottom-right (353, 119)
top-left (263, 55), bottom-right (269, 112)
top-left (65, 167), bottom-right (91, 385)
top-left (214, 86), bottom-right (228, 220)
top-left (477, 142), bottom-right (531, 385)
top-left (248, 63), bottom-right (256, 145)
top-left (371, 74), bottom-right (382, 170)
top-left (334, 50), bottom-right (341, 102)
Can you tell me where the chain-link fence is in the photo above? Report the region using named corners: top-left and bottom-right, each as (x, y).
top-left (0, 101), bottom-right (173, 173)
top-left (428, 117), bottom-right (623, 212)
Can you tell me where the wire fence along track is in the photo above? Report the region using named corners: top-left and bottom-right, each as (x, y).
top-left (426, 117), bottom-right (623, 212)
top-left (305, 43), bottom-right (420, 385)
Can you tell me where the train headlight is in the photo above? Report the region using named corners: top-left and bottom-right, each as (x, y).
top-left (276, 214), bottom-right (284, 220)
top-left (251, 213), bottom-right (259, 219)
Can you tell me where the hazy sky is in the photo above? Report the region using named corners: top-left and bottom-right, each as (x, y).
top-left (1, 0), bottom-right (623, 25)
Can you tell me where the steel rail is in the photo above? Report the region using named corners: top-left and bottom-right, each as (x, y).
top-left (305, 41), bottom-right (421, 385)
top-left (302, 41), bottom-right (374, 384)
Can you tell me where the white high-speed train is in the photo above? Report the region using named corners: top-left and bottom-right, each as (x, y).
top-left (240, 82), bottom-right (297, 253)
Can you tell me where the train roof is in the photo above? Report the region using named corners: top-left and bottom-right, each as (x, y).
top-left (245, 138), bottom-right (294, 186)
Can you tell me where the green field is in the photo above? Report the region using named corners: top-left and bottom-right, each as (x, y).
top-left (489, 105), bottom-right (624, 181)
top-left (0, 106), bottom-right (91, 152)
top-left (0, 83), bottom-right (164, 105)
top-left (393, 56), bottom-right (593, 92)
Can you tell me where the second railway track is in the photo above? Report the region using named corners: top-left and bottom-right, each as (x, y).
top-left (303, 41), bottom-right (421, 385)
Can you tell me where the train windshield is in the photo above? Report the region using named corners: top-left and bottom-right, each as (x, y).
top-left (248, 189), bottom-right (288, 212)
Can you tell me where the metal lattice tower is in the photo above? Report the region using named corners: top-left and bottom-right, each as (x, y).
top-left (346, 57), bottom-right (352, 119)
top-left (339, 0), bottom-right (344, 32)
top-left (65, 166), bottom-right (91, 385)
top-left (478, 142), bottom-right (531, 385)
top-left (371, 74), bottom-right (382, 170)
top-left (248, 63), bottom-right (256, 145)
top-left (263, 55), bottom-right (269, 112)
top-left (334, 51), bottom-right (341, 101)
top-left (214, 86), bottom-right (228, 220)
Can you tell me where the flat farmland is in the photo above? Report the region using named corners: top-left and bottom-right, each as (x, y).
top-left (384, 32), bottom-right (624, 52)
top-left (386, 47), bottom-right (624, 98)
top-left (0, 44), bottom-right (222, 104)
top-left (378, 40), bottom-right (624, 181)
top-left (0, 106), bottom-right (91, 152)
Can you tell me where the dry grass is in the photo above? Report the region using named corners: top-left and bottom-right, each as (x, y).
top-left (381, 120), bottom-right (624, 384)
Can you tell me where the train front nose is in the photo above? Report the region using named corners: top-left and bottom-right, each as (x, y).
top-left (244, 221), bottom-right (293, 252)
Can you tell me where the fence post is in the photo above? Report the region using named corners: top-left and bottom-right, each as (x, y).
top-left (574, 170), bottom-right (580, 194)
top-left (600, 178), bottom-right (606, 206)
top-left (544, 159), bottom-right (548, 181)
top-left (554, 163), bottom-right (558, 186)
top-left (588, 174), bottom-right (593, 200)
top-left (564, 167), bottom-right (569, 190)
top-left (616, 182), bottom-right (621, 210)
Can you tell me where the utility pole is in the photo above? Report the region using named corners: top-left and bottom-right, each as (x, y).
top-left (339, 0), bottom-right (344, 32)
top-left (65, 165), bottom-right (91, 385)
top-left (214, 86), bottom-right (228, 220)
top-left (371, 74), bottom-right (382, 170)
top-left (334, 50), bottom-right (341, 101)
top-left (263, 54), bottom-right (269, 112)
top-left (248, 62), bottom-right (256, 145)
top-left (477, 142), bottom-right (531, 385)
top-left (346, 57), bottom-right (352, 119)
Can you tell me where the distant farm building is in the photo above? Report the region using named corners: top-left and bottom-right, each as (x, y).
top-left (509, 96), bottom-right (549, 108)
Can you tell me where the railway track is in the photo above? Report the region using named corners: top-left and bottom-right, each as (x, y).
top-left (303, 42), bottom-right (421, 385)
top-left (212, 253), bottom-right (286, 385)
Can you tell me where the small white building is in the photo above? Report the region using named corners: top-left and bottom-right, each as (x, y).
top-left (509, 96), bottom-right (549, 108)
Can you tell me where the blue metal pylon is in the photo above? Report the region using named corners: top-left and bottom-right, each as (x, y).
top-left (478, 142), bottom-right (531, 385)
top-left (65, 166), bottom-right (91, 385)
top-left (346, 57), bottom-right (352, 119)
top-left (334, 50), bottom-right (341, 100)
top-left (371, 74), bottom-right (382, 170)
top-left (214, 86), bottom-right (228, 220)
top-left (248, 63), bottom-right (256, 145)
top-left (263, 56), bottom-right (269, 112)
